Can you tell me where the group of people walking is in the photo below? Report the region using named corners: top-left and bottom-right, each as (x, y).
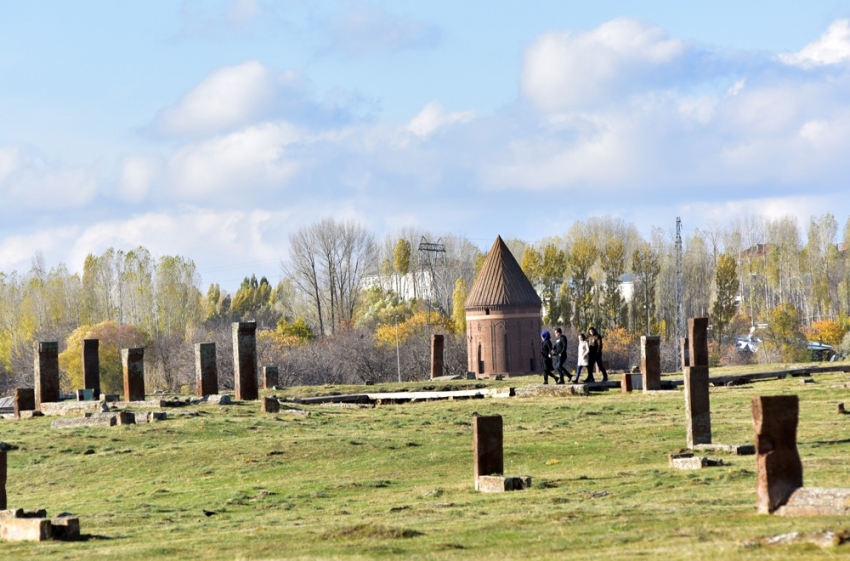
top-left (540, 327), bottom-right (608, 385)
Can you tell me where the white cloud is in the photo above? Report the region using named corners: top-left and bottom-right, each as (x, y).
top-left (325, 2), bottom-right (441, 56)
top-left (118, 155), bottom-right (162, 203)
top-left (406, 101), bottom-right (474, 138)
top-left (521, 18), bottom-right (685, 111)
top-left (179, 0), bottom-right (263, 38)
top-left (0, 226), bottom-right (80, 273)
top-left (154, 61), bottom-right (276, 136)
top-left (0, 145), bottom-right (98, 211)
top-left (779, 19), bottom-right (850, 68)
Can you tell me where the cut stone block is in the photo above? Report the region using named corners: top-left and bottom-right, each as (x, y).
top-left (50, 516), bottom-right (80, 540)
top-left (83, 338), bottom-right (101, 399)
top-left (641, 336), bottom-right (661, 392)
top-left (262, 366), bottom-right (279, 389)
top-left (0, 517), bottom-right (51, 541)
top-left (121, 348), bottom-right (145, 402)
top-left (34, 341), bottom-right (60, 408)
top-left (39, 401), bottom-right (108, 417)
top-left (473, 415), bottom-right (503, 490)
top-left (205, 394), bottom-right (232, 405)
top-left (431, 334), bottom-right (444, 379)
top-left (476, 475), bottom-right (531, 493)
top-left (13, 388), bottom-right (35, 419)
top-left (133, 411), bottom-right (167, 424)
top-left (752, 395), bottom-right (803, 514)
top-left (684, 365), bottom-right (712, 447)
top-left (233, 322), bottom-right (258, 401)
top-left (688, 318), bottom-right (709, 367)
top-left (18, 411), bottom-right (43, 420)
top-left (51, 416), bottom-right (116, 429)
top-left (113, 399), bottom-right (165, 409)
top-left (261, 397), bottom-right (280, 413)
top-left (195, 342), bottom-right (218, 397)
top-left (621, 373), bottom-right (633, 393)
top-left (692, 443), bottom-right (755, 455)
top-left (669, 455), bottom-right (723, 470)
top-left (776, 488), bottom-right (850, 516)
top-left (91, 411), bottom-right (136, 425)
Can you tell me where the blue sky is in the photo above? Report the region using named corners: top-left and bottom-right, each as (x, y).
top-left (1, 0), bottom-right (850, 289)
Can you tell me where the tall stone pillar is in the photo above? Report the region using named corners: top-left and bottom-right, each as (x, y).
top-left (688, 318), bottom-right (709, 367)
top-left (233, 322), bottom-right (258, 401)
top-left (0, 449), bottom-right (6, 510)
top-left (83, 339), bottom-right (101, 398)
top-left (473, 415), bottom-right (503, 490)
top-left (262, 366), bottom-right (279, 389)
top-left (430, 334), bottom-right (445, 379)
top-left (684, 366), bottom-right (711, 446)
top-left (34, 342), bottom-right (60, 408)
top-left (13, 388), bottom-right (35, 419)
top-left (122, 348), bottom-right (145, 402)
top-left (752, 395), bottom-right (803, 514)
top-left (195, 343), bottom-right (218, 397)
top-left (640, 336), bottom-right (661, 392)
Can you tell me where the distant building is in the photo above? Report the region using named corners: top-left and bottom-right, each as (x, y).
top-left (464, 236), bottom-right (542, 377)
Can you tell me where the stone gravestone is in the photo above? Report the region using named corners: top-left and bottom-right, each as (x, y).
top-left (121, 348), bottom-right (145, 402)
top-left (680, 337), bottom-right (690, 370)
top-left (233, 322), bottom-right (258, 401)
top-left (34, 342), bottom-right (60, 408)
top-left (473, 415), bottom-right (503, 490)
top-left (752, 395), bottom-right (803, 514)
top-left (14, 388), bottom-right (35, 419)
top-left (262, 366), bottom-right (279, 389)
top-left (0, 449), bottom-right (6, 510)
top-left (195, 343), bottom-right (218, 397)
top-left (430, 334), bottom-right (444, 379)
top-left (640, 336), bottom-right (661, 392)
top-left (684, 318), bottom-right (711, 447)
top-left (82, 339), bottom-right (101, 399)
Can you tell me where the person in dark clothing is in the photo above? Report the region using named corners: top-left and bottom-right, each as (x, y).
top-left (552, 327), bottom-right (570, 384)
top-left (586, 326), bottom-right (608, 383)
top-left (540, 331), bottom-right (555, 384)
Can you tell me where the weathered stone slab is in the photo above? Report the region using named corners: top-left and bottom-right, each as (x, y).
top-left (195, 342), bottom-right (218, 397)
top-left (752, 395), bottom-right (803, 514)
top-left (693, 443), bottom-right (755, 455)
top-left (514, 384), bottom-right (605, 397)
top-left (669, 455), bottom-right (723, 470)
top-left (13, 388), bottom-right (35, 419)
top-left (0, 450), bottom-right (6, 510)
top-left (204, 394), bottom-right (232, 405)
top-left (776, 488), bottom-right (850, 516)
top-left (431, 334), bottom-right (444, 379)
top-left (18, 410), bottom-right (43, 420)
top-left (476, 475), bottom-right (531, 493)
top-left (0, 518), bottom-right (51, 541)
top-left (34, 341), bottom-right (60, 408)
top-left (688, 318), bottom-right (709, 367)
top-left (233, 322), bottom-right (258, 401)
top-left (113, 399), bottom-right (165, 409)
top-left (261, 397), bottom-right (280, 413)
top-left (473, 415), bottom-right (503, 490)
top-left (641, 336), bottom-right (661, 392)
top-left (51, 416), bottom-right (116, 429)
top-left (262, 366), bottom-right (279, 389)
top-left (50, 516), bottom-right (80, 540)
top-left (684, 365), bottom-right (712, 447)
top-left (121, 348), bottom-right (145, 402)
top-left (91, 411), bottom-right (135, 425)
top-left (83, 338), bottom-right (101, 399)
top-left (39, 401), bottom-right (108, 417)
top-left (132, 411), bottom-right (167, 424)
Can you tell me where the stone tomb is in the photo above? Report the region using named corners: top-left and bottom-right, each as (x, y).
top-left (473, 414), bottom-right (531, 492)
top-left (13, 388), bottom-right (35, 419)
top-left (121, 348), bottom-right (146, 402)
top-left (262, 366), bottom-right (279, 389)
top-left (233, 322), bottom-right (258, 401)
top-left (195, 342), bottom-right (218, 397)
top-left (82, 339), bottom-right (101, 399)
top-left (430, 334), bottom-right (444, 379)
top-left (34, 342), bottom-right (60, 408)
top-left (641, 336), bottom-right (661, 392)
top-left (753, 394), bottom-right (850, 515)
top-left (0, 509), bottom-right (80, 542)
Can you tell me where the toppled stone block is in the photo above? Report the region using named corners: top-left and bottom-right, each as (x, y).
top-left (476, 475), bottom-right (532, 493)
top-left (112, 399), bottom-right (165, 409)
top-left (692, 443), bottom-right (756, 455)
top-left (91, 411), bottom-right (135, 425)
top-left (18, 410), bottom-right (44, 420)
top-left (0, 517), bottom-right (51, 541)
top-left (51, 416), bottom-right (116, 429)
top-left (758, 530), bottom-right (850, 548)
top-left (669, 454), bottom-right (723, 470)
top-left (776, 488), bottom-right (850, 516)
top-left (133, 411), bottom-right (167, 424)
top-left (514, 384), bottom-right (598, 398)
top-left (205, 394), bottom-right (232, 405)
top-left (281, 409), bottom-right (310, 416)
top-left (39, 401), bottom-right (108, 417)
top-left (261, 397), bottom-right (280, 413)
top-left (50, 516), bottom-right (80, 540)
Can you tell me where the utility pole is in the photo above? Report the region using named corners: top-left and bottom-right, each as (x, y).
top-left (675, 217), bottom-right (684, 368)
top-left (395, 317), bottom-right (401, 383)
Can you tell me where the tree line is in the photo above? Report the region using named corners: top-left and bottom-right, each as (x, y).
top-left (1, 213), bottom-right (849, 394)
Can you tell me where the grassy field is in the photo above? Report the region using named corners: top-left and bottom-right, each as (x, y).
top-left (3, 363), bottom-right (850, 559)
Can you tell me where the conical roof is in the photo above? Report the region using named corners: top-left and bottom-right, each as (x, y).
top-left (465, 236), bottom-right (542, 309)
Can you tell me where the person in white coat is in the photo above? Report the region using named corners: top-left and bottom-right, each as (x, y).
top-left (575, 333), bottom-right (590, 383)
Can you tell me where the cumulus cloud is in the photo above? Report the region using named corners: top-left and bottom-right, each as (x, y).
top-left (521, 18), bottom-right (685, 111)
top-left (406, 101), bottom-right (474, 138)
top-left (0, 145), bottom-right (97, 212)
top-left (779, 19), bottom-right (850, 68)
top-left (118, 155), bottom-right (162, 203)
top-left (325, 2), bottom-right (441, 56)
top-left (179, 0), bottom-right (263, 38)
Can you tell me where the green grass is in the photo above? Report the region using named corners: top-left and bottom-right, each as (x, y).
top-left (3, 363), bottom-right (850, 559)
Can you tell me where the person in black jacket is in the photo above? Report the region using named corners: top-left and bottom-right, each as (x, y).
top-left (540, 331), bottom-right (555, 384)
top-left (552, 327), bottom-right (570, 384)
top-left (586, 326), bottom-right (608, 383)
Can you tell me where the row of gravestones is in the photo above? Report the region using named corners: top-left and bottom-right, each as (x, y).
top-left (17, 322), bottom-right (276, 413)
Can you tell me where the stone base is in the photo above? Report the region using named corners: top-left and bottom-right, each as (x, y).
top-left (476, 475), bottom-right (532, 493)
top-left (261, 397), bottom-right (280, 413)
top-left (39, 401), bottom-right (108, 416)
top-left (776, 488), bottom-right (850, 516)
top-left (50, 516), bottom-right (80, 540)
top-left (692, 443), bottom-right (755, 455)
top-left (668, 452), bottom-right (723, 470)
top-left (133, 411), bottom-right (167, 424)
top-left (202, 395), bottom-right (232, 405)
top-left (0, 518), bottom-right (51, 541)
top-left (18, 411), bottom-right (44, 420)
